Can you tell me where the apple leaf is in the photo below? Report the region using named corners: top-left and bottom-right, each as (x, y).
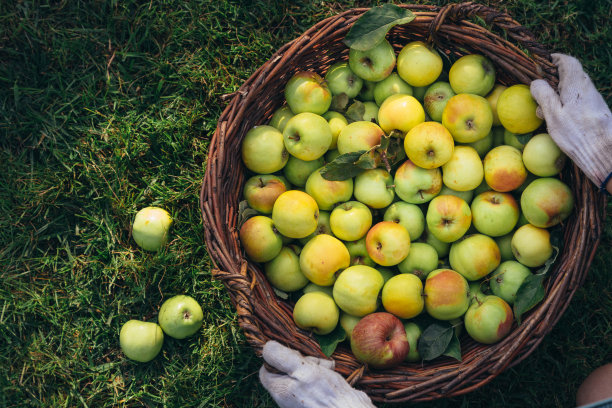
top-left (513, 273), bottom-right (546, 325)
top-left (330, 93), bottom-right (350, 112)
top-left (417, 321), bottom-right (454, 361)
top-left (344, 4), bottom-right (415, 51)
top-left (515, 132), bottom-right (533, 145)
top-left (379, 134), bottom-right (405, 172)
top-left (345, 100), bottom-right (366, 123)
top-left (314, 324), bottom-right (347, 357)
top-left (442, 332), bottom-right (462, 361)
top-left (238, 200), bottom-right (258, 228)
top-left (320, 151), bottom-right (367, 180)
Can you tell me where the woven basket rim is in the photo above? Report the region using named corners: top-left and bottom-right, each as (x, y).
top-left (200, 2), bottom-right (606, 403)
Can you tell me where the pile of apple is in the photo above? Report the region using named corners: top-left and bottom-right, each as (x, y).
top-left (239, 37), bottom-right (574, 368)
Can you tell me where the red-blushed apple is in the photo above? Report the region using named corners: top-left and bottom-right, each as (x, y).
top-left (483, 145), bottom-right (527, 192)
top-left (354, 168), bottom-right (395, 209)
top-left (485, 84), bottom-right (507, 126)
top-left (324, 62), bottom-right (363, 98)
top-left (336, 120), bottom-right (384, 155)
top-left (333, 265), bottom-right (384, 317)
top-left (383, 201), bottom-right (425, 241)
top-left (490, 260), bottom-right (533, 304)
top-left (496, 84), bottom-right (543, 134)
top-left (120, 320), bottom-right (164, 362)
top-left (345, 237), bottom-right (376, 267)
top-left (403, 321), bottom-right (422, 362)
top-left (442, 93), bottom-right (493, 143)
top-left (464, 295), bottom-right (514, 344)
top-left (269, 105), bottom-right (295, 132)
top-left (350, 312), bottom-right (410, 369)
top-left (305, 166), bottom-right (353, 211)
top-left (373, 72), bottom-right (413, 106)
top-left (272, 190), bottom-right (319, 239)
top-left (394, 159), bottom-right (442, 204)
top-left (425, 195), bottom-right (472, 243)
top-left (132, 207), bottom-right (173, 252)
top-left (397, 41), bottom-right (443, 87)
top-left (449, 234), bottom-right (501, 281)
top-left (241, 125), bottom-right (289, 174)
top-left (322, 111), bottom-right (348, 150)
top-left (243, 174), bottom-right (289, 214)
top-left (292, 291), bottom-right (339, 335)
top-left (284, 71), bottom-right (332, 115)
top-left (348, 39), bottom-right (396, 82)
top-left (397, 242), bottom-right (439, 280)
top-left (283, 112), bottom-right (332, 161)
top-left (265, 245), bottom-right (310, 292)
top-left (329, 201), bottom-right (372, 242)
top-left (158, 295), bottom-right (204, 339)
top-left (378, 93), bottom-right (426, 135)
top-left (382, 273), bottom-right (425, 319)
top-left (424, 268), bottom-right (470, 320)
top-left (283, 155), bottom-right (324, 187)
top-left (522, 133), bottom-right (566, 176)
top-left (300, 234), bottom-right (350, 286)
top-left (511, 224), bottom-right (553, 267)
top-left (365, 221), bottom-right (411, 266)
top-left (520, 177), bottom-right (574, 228)
top-left (404, 121), bottom-right (454, 169)
top-left (471, 191), bottom-right (520, 236)
top-left (441, 145), bottom-right (484, 191)
top-left (239, 215), bottom-right (283, 262)
top-left (448, 54), bottom-right (496, 96)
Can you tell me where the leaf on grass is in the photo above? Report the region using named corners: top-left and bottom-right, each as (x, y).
top-left (330, 93), bottom-right (350, 112)
top-left (346, 101), bottom-right (366, 123)
top-left (320, 151), bottom-right (367, 180)
top-left (315, 324), bottom-right (347, 357)
top-left (417, 321), bottom-right (454, 361)
top-left (443, 332), bottom-right (462, 361)
top-left (344, 4), bottom-right (415, 51)
top-left (513, 273), bottom-right (546, 325)
top-left (516, 132), bottom-right (533, 144)
top-left (238, 200), bottom-right (258, 228)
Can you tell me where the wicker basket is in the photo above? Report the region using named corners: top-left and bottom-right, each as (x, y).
top-left (200, 2), bottom-right (606, 403)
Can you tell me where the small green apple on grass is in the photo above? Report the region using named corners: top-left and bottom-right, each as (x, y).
top-left (120, 320), bottom-right (164, 362)
top-left (132, 207), bottom-right (173, 251)
top-left (158, 295), bottom-right (204, 339)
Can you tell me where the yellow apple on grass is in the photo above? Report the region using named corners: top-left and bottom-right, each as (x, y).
top-left (300, 234), bottom-right (350, 286)
top-left (293, 291), bottom-right (339, 335)
top-left (241, 125), bottom-right (288, 174)
top-left (305, 166), bottom-right (353, 211)
top-left (483, 145), bottom-right (527, 192)
top-left (441, 145), bottom-right (484, 192)
top-left (404, 121), bottom-right (454, 169)
top-left (396, 41), bottom-right (443, 87)
top-left (284, 71), bottom-right (332, 115)
top-left (424, 269), bottom-right (470, 320)
top-left (449, 234), bottom-right (501, 281)
top-left (497, 84), bottom-right (543, 134)
top-left (329, 201), bottom-right (372, 242)
top-left (448, 54), bottom-right (496, 96)
top-left (442, 93), bottom-right (493, 143)
top-left (120, 320), bottom-right (164, 363)
top-left (365, 221), bottom-right (411, 267)
top-left (511, 224), bottom-right (553, 267)
top-left (378, 93), bottom-right (426, 136)
top-left (426, 195), bottom-right (472, 243)
top-left (520, 177), bottom-right (574, 228)
top-left (333, 265), bottom-right (384, 317)
top-left (382, 273), bottom-right (425, 319)
top-left (132, 207), bottom-right (173, 252)
top-left (272, 190), bottom-right (319, 239)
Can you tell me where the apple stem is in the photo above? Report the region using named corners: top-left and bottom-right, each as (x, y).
top-left (387, 184), bottom-right (395, 189)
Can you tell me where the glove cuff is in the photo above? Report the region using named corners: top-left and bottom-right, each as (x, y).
top-left (600, 171), bottom-right (612, 195)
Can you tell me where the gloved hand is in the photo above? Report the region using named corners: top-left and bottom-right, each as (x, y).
top-left (259, 341), bottom-right (376, 408)
top-left (530, 53), bottom-right (612, 189)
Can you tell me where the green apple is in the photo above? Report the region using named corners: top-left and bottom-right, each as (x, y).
top-left (377, 267), bottom-right (395, 283)
top-left (426, 195), bottom-right (472, 243)
top-left (283, 156), bottom-right (324, 187)
top-left (439, 185), bottom-right (473, 204)
top-left (503, 129), bottom-right (528, 151)
top-left (120, 320), bottom-right (164, 362)
top-left (358, 80), bottom-right (376, 101)
top-left (284, 71), bottom-right (332, 115)
top-left (420, 226), bottom-right (450, 257)
top-left (346, 237), bottom-right (376, 267)
top-left (397, 242), bottom-right (439, 280)
top-left (485, 84), bottom-right (507, 126)
top-left (269, 105), bottom-right (294, 132)
top-left (365, 221), bottom-right (411, 267)
top-left (423, 81), bottom-right (455, 122)
top-left (464, 295), bottom-right (513, 344)
top-left (241, 125), bottom-right (288, 174)
top-left (322, 111), bottom-right (348, 150)
top-left (272, 190), bottom-right (319, 239)
top-left (325, 148), bottom-right (341, 163)
top-left (340, 312), bottom-right (362, 340)
top-left (403, 321), bottom-right (422, 362)
top-left (490, 260), bottom-right (532, 304)
top-left (520, 177), bottom-right (574, 228)
top-left (300, 234), bottom-right (350, 286)
top-left (336, 120), bottom-right (384, 155)
top-left (239, 215), bottom-right (283, 262)
top-left (397, 41), bottom-right (443, 87)
top-left (468, 281), bottom-right (487, 305)
top-left (441, 145), bottom-right (484, 191)
top-left (491, 126), bottom-right (505, 147)
top-left (333, 265), bottom-right (384, 317)
top-left (382, 273), bottom-right (424, 319)
top-left (449, 234), bottom-right (501, 281)
top-left (158, 295), bottom-right (204, 339)
top-left (404, 121), bottom-right (454, 169)
top-left (305, 166), bottom-right (353, 211)
top-left (383, 201), bottom-right (425, 241)
top-left (325, 62), bottom-right (363, 98)
top-left (329, 201), bottom-right (372, 241)
top-left (424, 268), bottom-right (470, 320)
top-left (348, 38), bottom-right (396, 82)
top-left (350, 312), bottom-right (410, 369)
top-left (412, 85), bottom-right (428, 102)
top-left (511, 224), bottom-right (553, 267)
top-left (497, 84), bottom-right (543, 134)
top-left (265, 245), bottom-right (309, 292)
top-left (483, 145), bottom-right (527, 192)
top-left (132, 207), bottom-right (173, 251)
top-left (303, 282), bottom-right (334, 298)
top-left (378, 93), bottom-right (426, 135)
top-left (298, 210), bottom-right (331, 245)
top-left (473, 179), bottom-right (493, 196)
top-left (458, 129), bottom-right (494, 158)
top-left (373, 72), bottom-right (413, 106)
top-left (448, 54), bottom-right (496, 96)
top-left (522, 133), bottom-right (566, 177)
top-left (354, 168), bottom-right (395, 209)
top-left (515, 171), bottom-right (538, 194)
top-left (243, 174), bottom-right (289, 214)
top-left (362, 101), bottom-right (380, 123)
top-left (471, 191), bottom-right (520, 236)
top-left (442, 93), bottom-right (493, 143)
top-left (394, 159), bottom-right (442, 204)
top-left (283, 112), bottom-right (332, 161)
top-left (495, 232), bottom-right (515, 261)
top-left (293, 291), bottom-right (339, 335)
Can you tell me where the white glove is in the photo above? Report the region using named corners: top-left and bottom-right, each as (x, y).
top-left (259, 341), bottom-right (376, 408)
top-left (530, 53), bottom-right (612, 189)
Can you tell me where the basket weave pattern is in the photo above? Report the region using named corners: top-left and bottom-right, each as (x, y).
top-left (200, 3), bottom-right (606, 403)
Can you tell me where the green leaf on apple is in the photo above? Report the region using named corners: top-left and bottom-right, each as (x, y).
top-left (314, 324), bottom-right (347, 357)
top-left (417, 321), bottom-right (455, 361)
top-left (330, 93), bottom-right (350, 112)
top-left (442, 332), bottom-right (462, 361)
top-left (379, 134), bottom-right (405, 171)
top-left (513, 273), bottom-right (546, 325)
top-left (344, 4), bottom-right (415, 51)
top-left (515, 132), bottom-right (533, 145)
top-left (345, 100), bottom-right (366, 123)
top-left (238, 200), bottom-right (259, 228)
top-left (320, 151), bottom-right (368, 180)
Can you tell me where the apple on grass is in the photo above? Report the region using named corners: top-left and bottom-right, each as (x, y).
top-left (241, 125), bottom-right (289, 174)
top-left (333, 265), bottom-right (384, 317)
top-left (511, 224), bottom-right (553, 267)
top-left (396, 41), bottom-right (443, 87)
top-left (425, 195), bottom-right (472, 243)
top-left (293, 291), bottom-right (339, 335)
top-left (520, 177), bottom-right (574, 228)
top-left (283, 156), bottom-right (324, 188)
top-left (483, 145), bottom-right (527, 192)
top-left (354, 168), bottom-right (395, 209)
top-left (441, 145), bottom-right (484, 192)
top-left (350, 312), bottom-right (410, 369)
top-left (382, 273), bottom-right (424, 319)
top-left (383, 201), bottom-right (425, 241)
top-left (284, 71), bottom-right (332, 115)
top-left (329, 201), bottom-right (372, 242)
top-left (442, 93), bottom-right (493, 143)
top-left (120, 320), bottom-right (164, 362)
top-left (132, 207), bottom-right (173, 251)
top-left (348, 38), bottom-right (396, 82)
top-left (464, 295), bottom-right (513, 344)
top-left (471, 191), bottom-right (520, 237)
top-left (449, 234), bottom-right (501, 281)
top-left (522, 133), bottom-right (566, 176)
top-left (265, 245), bottom-right (310, 292)
top-left (404, 121), bottom-right (454, 169)
top-left (366, 221), bottom-right (411, 267)
top-left (243, 174), bottom-right (289, 214)
top-left (394, 159), bottom-right (442, 204)
top-left (272, 190), bottom-right (319, 239)
top-left (490, 260), bottom-right (533, 304)
top-left (300, 234), bottom-right (350, 286)
top-left (158, 295), bottom-right (204, 339)
top-left (423, 82), bottom-right (455, 122)
top-left (283, 112), bottom-right (332, 161)
top-left (378, 93), bottom-right (426, 135)
top-left (324, 62), bottom-right (363, 98)
top-left (239, 215), bottom-right (283, 263)
top-left (424, 269), bottom-right (470, 320)
top-left (373, 72), bottom-right (413, 106)
top-left (397, 242), bottom-right (439, 280)
top-left (448, 54), bottom-right (496, 96)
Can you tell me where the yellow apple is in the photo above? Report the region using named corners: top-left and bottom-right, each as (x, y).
top-left (404, 121), bottom-right (454, 169)
top-left (378, 93), bottom-right (426, 136)
top-left (442, 145), bottom-right (484, 191)
top-left (497, 84), bottom-right (543, 134)
top-left (382, 273), bottom-right (425, 319)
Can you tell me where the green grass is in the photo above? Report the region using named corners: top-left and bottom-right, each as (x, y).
top-left (0, 0), bottom-right (610, 407)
